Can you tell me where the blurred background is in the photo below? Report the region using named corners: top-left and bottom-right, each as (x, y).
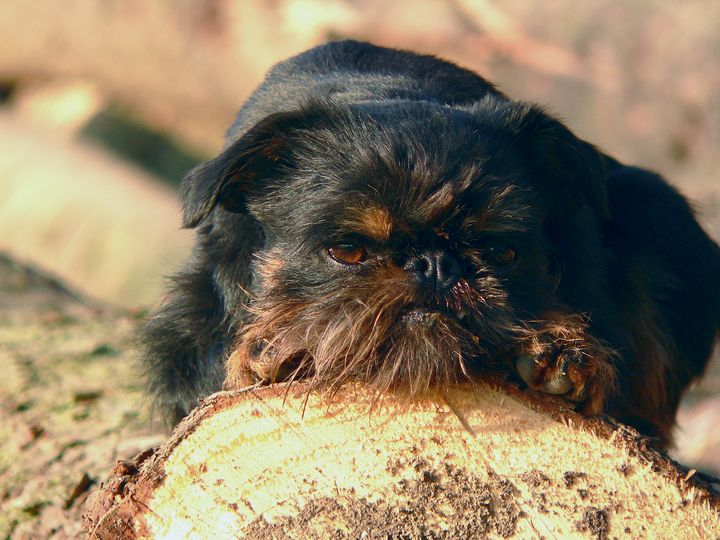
top-left (1, 0), bottom-right (718, 470)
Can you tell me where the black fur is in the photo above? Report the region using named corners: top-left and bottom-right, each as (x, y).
top-left (142, 40), bottom-right (720, 444)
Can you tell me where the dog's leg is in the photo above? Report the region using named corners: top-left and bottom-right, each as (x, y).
top-left (142, 266), bottom-right (231, 426)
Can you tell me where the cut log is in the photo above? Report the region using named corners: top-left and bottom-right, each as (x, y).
top-left (84, 381), bottom-right (720, 539)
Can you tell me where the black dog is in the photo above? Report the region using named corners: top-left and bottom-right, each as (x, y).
top-left (143, 40), bottom-right (720, 445)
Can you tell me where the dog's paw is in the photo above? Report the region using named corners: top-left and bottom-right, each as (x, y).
top-left (515, 349), bottom-right (577, 397)
top-left (515, 317), bottom-right (616, 414)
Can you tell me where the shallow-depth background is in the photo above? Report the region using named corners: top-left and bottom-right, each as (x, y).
top-left (1, 1), bottom-right (718, 536)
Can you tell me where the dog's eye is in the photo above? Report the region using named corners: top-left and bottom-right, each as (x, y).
top-left (486, 245), bottom-right (517, 269)
top-left (328, 244), bottom-right (368, 265)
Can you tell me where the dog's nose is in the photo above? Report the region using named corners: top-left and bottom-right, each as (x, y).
top-left (404, 251), bottom-right (463, 292)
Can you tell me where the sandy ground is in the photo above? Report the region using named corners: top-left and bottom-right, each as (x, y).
top-left (0, 255), bottom-right (165, 538)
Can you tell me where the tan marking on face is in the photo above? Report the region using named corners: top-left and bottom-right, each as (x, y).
top-left (255, 249), bottom-right (284, 289)
top-left (343, 205), bottom-right (394, 241)
top-left (260, 137), bottom-right (284, 161)
top-left (373, 260), bottom-right (415, 286)
top-left (469, 185), bottom-right (531, 234)
top-left (415, 182), bottom-right (455, 223)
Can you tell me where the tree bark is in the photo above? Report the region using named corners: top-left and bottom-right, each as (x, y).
top-left (84, 381), bottom-right (720, 539)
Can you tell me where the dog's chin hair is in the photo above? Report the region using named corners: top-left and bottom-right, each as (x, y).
top-left (225, 278), bottom-right (522, 397)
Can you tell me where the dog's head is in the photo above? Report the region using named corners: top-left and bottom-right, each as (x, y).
top-left (182, 95), bottom-right (608, 394)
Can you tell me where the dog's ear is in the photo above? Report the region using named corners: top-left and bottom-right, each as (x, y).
top-left (180, 110), bottom-right (315, 228)
top-left (473, 99), bottom-right (610, 219)
top-left (513, 104), bottom-right (609, 219)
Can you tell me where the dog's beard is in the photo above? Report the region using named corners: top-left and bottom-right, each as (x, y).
top-left (225, 264), bottom-right (523, 395)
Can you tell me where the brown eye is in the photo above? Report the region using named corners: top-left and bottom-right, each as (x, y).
top-left (486, 245), bottom-right (517, 268)
top-left (328, 244), bottom-right (368, 265)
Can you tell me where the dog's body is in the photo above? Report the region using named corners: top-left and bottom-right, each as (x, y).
top-left (143, 41), bottom-right (720, 444)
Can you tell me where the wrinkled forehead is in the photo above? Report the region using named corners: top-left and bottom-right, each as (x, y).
top-left (264, 105), bottom-right (539, 244)
top-left (309, 156), bottom-right (535, 245)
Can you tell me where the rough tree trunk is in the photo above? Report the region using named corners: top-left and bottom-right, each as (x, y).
top-left (84, 381), bottom-right (720, 539)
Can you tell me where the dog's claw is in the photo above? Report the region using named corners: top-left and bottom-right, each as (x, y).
top-left (515, 354), bottom-right (534, 386)
top-left (515, 354), bottom-right (574, 395)
top-left (542, 371), bottom-right (574, 395)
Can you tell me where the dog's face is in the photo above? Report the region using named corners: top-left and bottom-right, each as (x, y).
top-left (182, 96), bottom-right (607, 394)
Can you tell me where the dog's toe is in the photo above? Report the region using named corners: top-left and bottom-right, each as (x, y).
top-left (515, 353), bottom-right (574, 396)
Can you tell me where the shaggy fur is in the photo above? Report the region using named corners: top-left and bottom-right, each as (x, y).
top-left (142, 40), bottom-right (720, 445)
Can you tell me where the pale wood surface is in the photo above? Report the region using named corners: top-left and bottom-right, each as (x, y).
top-left (85, 382), bottom-right (720, 539)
